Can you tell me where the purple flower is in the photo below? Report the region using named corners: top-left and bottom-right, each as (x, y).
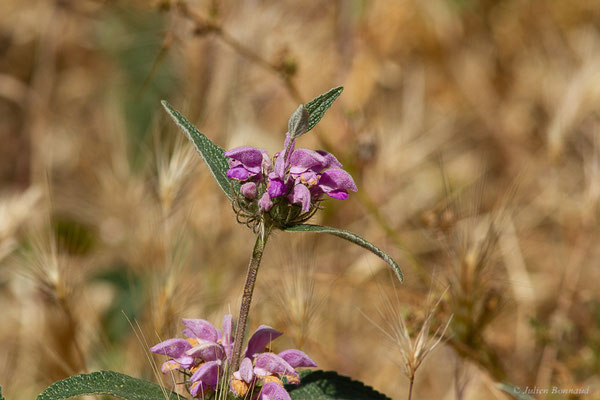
top-left (260, 381), bottom-right (293, 400)
top-left (230, 325), bottom-right (317, 396)
top-left (287, 182), bottom-right (311, 212)
top-left (225, 147), bottom-right (268, 182)
top-left (150, 338), bottom-right (195, 370)
top-left (150, 317), bottom-right (228, 397)
top-left (225, 117), bottom-right (357, 224)
top-left (150, 316), bottom-right (316, 399)
top-left (245, 325), bottom-right (283, 358)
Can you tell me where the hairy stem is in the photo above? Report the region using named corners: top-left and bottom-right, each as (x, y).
top-left (230, 222), bottom-right (272, 372)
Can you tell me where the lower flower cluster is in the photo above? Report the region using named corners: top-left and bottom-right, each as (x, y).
top-left (150, 315), bottom-right (316, 399)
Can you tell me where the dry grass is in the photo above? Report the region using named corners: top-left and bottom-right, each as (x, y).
top-left (1, 0), bottom-right (600, 399)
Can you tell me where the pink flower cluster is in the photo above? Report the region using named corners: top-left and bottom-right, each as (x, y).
top-left (150, 315), bottom-right (316, 399)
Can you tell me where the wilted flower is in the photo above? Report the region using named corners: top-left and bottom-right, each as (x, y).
top-left (225, 105), bottom-right (356, 230)
top-left (150, 315), bottom-right (316, 399)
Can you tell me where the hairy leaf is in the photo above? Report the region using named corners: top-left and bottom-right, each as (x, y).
top-left (287, 370), bottom-right (391, 400)
top-left (304, 87), bottom-right (343, 132)
top-left (285, 224), bottom-right (403, 281)
top-left (36, 370), bottom-right (185, 400)
top-left (496, 383), bottom-right (536, 400)
top-left (162, 100), bottom-right (237, 200)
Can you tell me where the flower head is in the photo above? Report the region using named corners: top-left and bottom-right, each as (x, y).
top-left (225, 105), bottom-right (357, 229)
top-left (150, 315), bottom-right (316, 399)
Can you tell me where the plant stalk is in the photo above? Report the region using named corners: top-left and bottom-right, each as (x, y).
top-left (408, 377), bottom-right (414, 400)
top-left (230, 222), bottom-right (272, 372)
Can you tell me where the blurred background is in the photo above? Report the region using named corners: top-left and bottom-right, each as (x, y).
top-left (1, 0), bottom-right (600, 399)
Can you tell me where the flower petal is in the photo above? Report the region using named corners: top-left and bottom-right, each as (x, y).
top-left (261, 150), bottom-right (273, 174)
top-left (239, 357), bottom-right (255, 383)
top-left (189, 381), bottom-right (207, 398)
top-left (255, 353), bottom-right (298, 379)
top-left (150, 338), bottom-right (191, 358)
top-left (186, 341), bottom-right (225, 361)
top-left (226, 165), bottom-right (254, 181)
top-left (326, 190), bottom-right (349, 200)
top-left (278, 349), bottom-right (317, 368)
top-left (287, 184), bottom-right (311, 212)
top-left (273, 153), bottom-right (285, 179)
top-left (275, 133), bottom-right (296, 177)
top-left (318, 168), bottom-right (357, 193)
top-left (182, 318), bottom-right (219, 342)
top-left (190, 360), bottom-right (221, 388)
top-left (174, 354), bottom-right (196, 369)
top-left (267, 176), bottom-right (287, 198)
top-left (297, 171), bottom-right (319, 186)
top-left (289, 149), bottom-right (326, 175)
top-left (224, 146), bottom-right (264, 173)
top-left (316, 150), bottom-right (343, 169)
top-left (182, 328), bottom-right (195, 338)
top-left (160, 360), bottom-right (180, 374)
top-left (245, 325), bottom-right (283, 358)
top-left (222, 314), bottom-right (234, 358)
top-left (259, 381), bottom-right (292, 400)
top-left (222, 314), bottom-right (233, 342)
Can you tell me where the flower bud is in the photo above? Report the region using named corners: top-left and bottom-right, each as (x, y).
top-left (258, 193), bottom-right (273, 212)
top-left (240, 182), bottom-right (258, 199)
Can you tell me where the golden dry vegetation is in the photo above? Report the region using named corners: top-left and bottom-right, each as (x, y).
top-left (1, 0), bottom-right (600, 399)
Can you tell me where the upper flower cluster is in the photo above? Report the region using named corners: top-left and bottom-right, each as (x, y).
top-left (150, 315), bottom-right (316, 399)
top-left (224, 106), bottom-right (357, 228)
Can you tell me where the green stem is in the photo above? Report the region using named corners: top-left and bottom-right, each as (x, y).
top-left (230, 222), bottom-right (272, 372)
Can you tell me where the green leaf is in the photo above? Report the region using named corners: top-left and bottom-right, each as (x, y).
top-left (161, 100), bottom-right (237, 200)
top-left (0, 384), bottom-right (5, 400)
top-left (36, 370), bottom-right (185, 400)
top-left (284, 224), bottom-right (403, 281)
top-left (496, 383), bottom-right (536, 400)
top-left (304, 87), bottom-right (343, 132)
top-left (287, 370), bottom-right (391, 400)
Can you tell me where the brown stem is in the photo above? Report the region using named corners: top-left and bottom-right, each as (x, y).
top-left (230, 222), bottom-right (272, 372)
top-left (408, 377), bottom-right (414, 400)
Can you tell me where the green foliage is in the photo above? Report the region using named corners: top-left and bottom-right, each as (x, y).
top-left (162, 100), bottom-right (238, 200)
top-left (0, 384), bottom-right (5, 400)
top-left (36, 370), bottom-right (185, 400)
top-left (93, 265), bottom-right (144, 345)
top-left (496, 383), bottom-right (535, 400)
top-left (285, 224), bottom-right (403, 281)
top-left (287, 370), bottom-right (391, 400)
top-left (96, 8), bottom-right (177, 169)
top-left (304, 87), bottom-right (343, 132)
